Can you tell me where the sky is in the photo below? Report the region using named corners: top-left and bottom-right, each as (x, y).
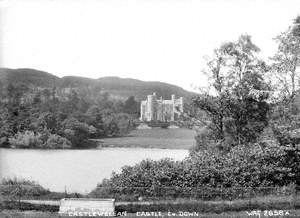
top-left (0, 0), bottom-right (300, 92)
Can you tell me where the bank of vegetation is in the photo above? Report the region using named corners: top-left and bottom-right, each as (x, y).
top-left (0, 84), bottom-right (141, 149)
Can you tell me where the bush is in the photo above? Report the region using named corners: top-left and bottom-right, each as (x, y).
top-left (193, 126), bottom-right (215, 151)
top-left (101, 111), bottom-right (135, 137)
top-left (62, 118), bottom-right (96, 148)
top-left (45, 134), bottom-right (71, 149)
top-left (188, 142), bottom-right (296, 189)
top-left (8, 131), bottom-right (42, 148)
top-left (90, 142), bottom-right (299, 200)
top-left (0, 178), bottom-right (50, 199)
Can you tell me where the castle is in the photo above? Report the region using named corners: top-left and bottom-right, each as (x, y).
top-left (140, 93), bottom-right (183, 122)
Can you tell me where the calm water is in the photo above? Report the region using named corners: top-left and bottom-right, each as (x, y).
top-left (0, 148), bottom-right (188, 193)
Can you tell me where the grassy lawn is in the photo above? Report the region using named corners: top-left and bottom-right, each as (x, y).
top-left (97, 128), bottom-right (196, 149)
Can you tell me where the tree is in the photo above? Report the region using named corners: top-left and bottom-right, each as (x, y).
top-left (0, 178), bottom-right (49, 208)
top-left (123, 96), bottom-right (139, 115)
top-left (62, 117), bottom-right (96, 148)
top-left (269, 16), bottom-right (300, 144)
top-left (6, 83), bottom-right (29, 106)
top-left (270, 16), bottom-right (300, 102)
top-left (96, 92), bottom-right (113, 110)
top-left (85, 105), bottom-right (105, 137)
top-left (193, 35), bottom-right (270, 149)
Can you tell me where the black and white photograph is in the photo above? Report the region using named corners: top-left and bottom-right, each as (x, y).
top-left (0, 0), bottom-right (299, 217)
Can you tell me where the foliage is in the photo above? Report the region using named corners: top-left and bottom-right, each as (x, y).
top-left (102, 111), bottom-right (135, 136)
top-left (90, 142), bottom-right (298, 200)
top-left (84, 105), bottom-right (105, 137)
top-left (188, 142), bottom-right (295, 188)
top-left (269, 16), bottom-right (300, 102)
top-left (123, 96), bottom-right (139, 116)
top-left (193, 35), bottom-right (270, 149)
top-left (45, 134), bottom-right (72, 149)
top-left (8, 131), bottom-right (42, 148)
top-left (0, 178), bottom-right (50, 199)
top-left (7, 130), bottom-right (72, 149)
top-left (271, 122), bottom-right (300, 186)
top-left (62, 118), bottom-right (97, 148)
top-left (0, 83), bottom-right (137, 149)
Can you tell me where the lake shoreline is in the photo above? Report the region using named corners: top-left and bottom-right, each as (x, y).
top-left (0, 147), bottom-right (188, 193)
top-left (0, 128), bottom-right (196, 150)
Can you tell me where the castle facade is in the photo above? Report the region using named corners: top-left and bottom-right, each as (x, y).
top-left (140, 93), bottom-right (183, 122)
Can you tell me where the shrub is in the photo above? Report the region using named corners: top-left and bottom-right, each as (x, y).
top-left (0, 178), bottom-right (50, 199)
top-left (193, 126), bottom-right (215, 151)
top-left (101, 111), bottom-right (135, 137)
top-left (62, 118), bottom-right (96, 148)
top-left (45, 134), bottom-right (71, 149)
top-left (188, 142), bottom-right (295, 188)
top-left (8, 131), bottom-right (42, 148)
top-left (90, 142), bottom-right (299, 200)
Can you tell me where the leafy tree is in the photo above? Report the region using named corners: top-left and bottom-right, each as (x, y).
top-left (193, 35), bottom-right (270, 149)
top-left (113, 100), bottom-right (125, 113)
top-left (123, 96), bottom-right (139, 115)
top-left (0, 178), bottom-right (50, 208)
top-left (85, 105), bottom-right (105, 137)
top-left (6, 83), bottom-right (29, 106)
top-left (8, 131), bottom-right (42, 148)
top-left (45, 134), bottom-right (72, 149)
top-left (62, 118), bottom-right (96, 148)
top-left (270, 16), bottom-right (300, 102)
top-left (96, 92), bottom-right (113, 110)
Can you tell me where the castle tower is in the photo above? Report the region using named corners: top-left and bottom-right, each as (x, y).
top-left (140, 101), bottom-right (145, 120)
top-left (171, 94), bottom-right (175, 121)
top-left (179, 97), bottom-right (184, 112)
top-left (147, 94), bottom-right (154, 121)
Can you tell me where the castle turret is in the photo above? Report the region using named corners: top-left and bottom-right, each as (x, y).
top-left (147, 95), bottom-right (154, 121)
top-left (179, 97), bottom-right (184, 112)
top-left (140, 101), bottom-right (146, 121)
top-left (171, 94), bottom-right (175, 121)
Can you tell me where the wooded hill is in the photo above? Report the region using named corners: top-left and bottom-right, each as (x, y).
top-left (0, 68), bottom-right (195, 101)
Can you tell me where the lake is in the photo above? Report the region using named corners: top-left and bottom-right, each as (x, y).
top-left (0, 147), bottom-right (189, 193)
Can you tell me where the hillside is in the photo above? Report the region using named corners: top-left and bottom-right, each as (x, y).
top-left (0, 68), bottom-right (59, 88)
top-left (0, 68), bottom-right (196, 101)
top-left (96, 77), bottom-right (195, 101)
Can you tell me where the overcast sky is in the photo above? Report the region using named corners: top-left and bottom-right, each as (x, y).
top-left (1, 0), bottom-right (300, 91)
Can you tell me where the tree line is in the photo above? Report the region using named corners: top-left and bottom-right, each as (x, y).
top-left (0, 85), bottom-right (140, 149)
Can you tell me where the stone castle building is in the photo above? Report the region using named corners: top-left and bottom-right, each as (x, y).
top-left (140, 93), bottom-right (183, 122)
